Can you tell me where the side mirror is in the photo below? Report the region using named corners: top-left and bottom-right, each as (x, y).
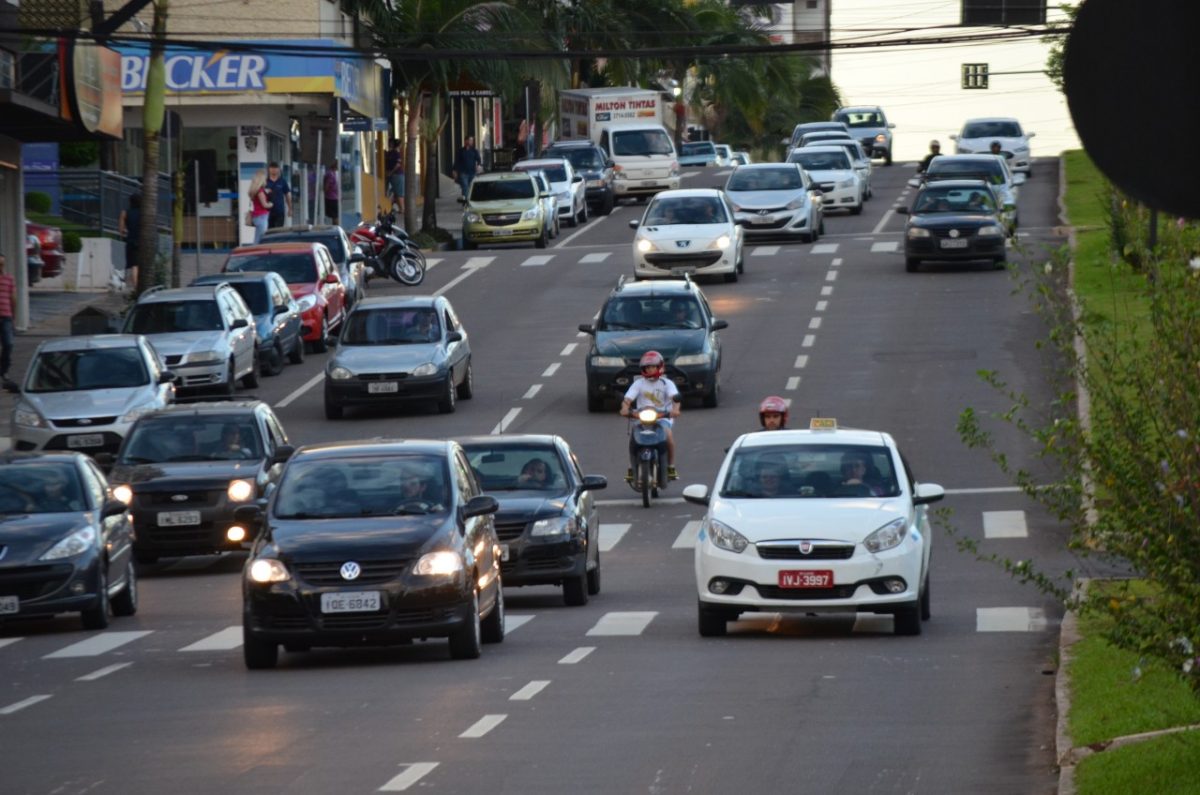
top-left (1027, 131), bottom-right (1036, 138)
top-left (913, 482), bottom-right (945, 506)
top-left (233, 504), bottom-right (264, 527)
top-left (579, 475), bottom-right (607, 492)
top-left (573, 174), bottom-right (583, 183)
top-left (462, 494), bottom-right (499, 519)
top-left (711, 319), bottom-right (728, 331)
top-left (158, 369), bottom-right (176, 384)
top-left (231, 317), bottom-right (249, 329)
top-left (269, 444), bottom-right (295, 466)
top-left (628, 219), bottom-right (640, 229)
top-left (1, 379), bottom-right (17, 393)
top-left (949, 134), bottom-right (959, 141)
top-left (577, 323), bottom-right (595, 335)
top-left (606, 160), bottom-right (615, 169)
top-left (101, 498), bottom-right (128, 519)
top-left (446, 330), bottom-right (463, 343)
top-left (349, 251), bottom-right (365, 263)
top-left (779, 137), bottom-right (789, 146)
top-left (540, 192), bottom-right (552, 199)
top-left (323, 272), bottom-right (339, 284)
top-left (272, 304), bottom-right (289, 317)
top-left (895, 206), bottom-right (909, 215)
top-left (324, 334), bottom-right (339, 348)
top-left (681, 484), bottom-right (710, 506)
top-left (94, 452), bottom-right (115, 470)
top-left (888, 122), bottom-right (895, 129)
top-left (906, 178), bottom-right (921, 188)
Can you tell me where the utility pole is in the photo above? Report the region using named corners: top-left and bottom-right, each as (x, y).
top-left (136, 0), bottom-right (168, 293)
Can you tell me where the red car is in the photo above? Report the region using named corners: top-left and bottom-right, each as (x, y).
top-left (26, 220), bottom-right (65, 278)
top-left (223, 242), bottom-right (347, 353)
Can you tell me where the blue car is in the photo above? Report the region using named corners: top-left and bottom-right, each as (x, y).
top-left (191, 271), bottom-right (304, 376)
top-left (678, 141), bottom-right (718, 168)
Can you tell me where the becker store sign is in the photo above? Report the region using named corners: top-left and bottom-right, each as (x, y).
top-left (121, 52), bottom-right (268, 92)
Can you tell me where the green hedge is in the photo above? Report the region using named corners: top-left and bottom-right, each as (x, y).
top-left (25, 192), bottom-right (51, 214)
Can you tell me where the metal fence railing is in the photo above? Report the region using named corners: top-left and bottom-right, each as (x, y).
top-left (24, 169), bottom-right (172, 234)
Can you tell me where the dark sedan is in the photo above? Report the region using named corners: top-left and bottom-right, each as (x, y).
top-left (898, 179), bottom-right (1008, 272)
top-left (240, 439), bottom-right (503, 668)
top-left (458, 435), bottom-right (606, 606)
top-left (0, 453), bottom-right (136, 630)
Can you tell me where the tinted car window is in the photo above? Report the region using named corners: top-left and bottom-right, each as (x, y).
top-left (545, 147), bottom-right (603, 169)
top-left (682, 142), bottom-right (716, 155)
top-left (222, 282), bottom-right (269, 314)
top-left (341, 307), bottom-right (440, 345)
top-left (834, 110), bottom-right (883, 127)
top-left (120, 415), bottom-right (264, 463)
top-left (0, 462), bottom-right (86, 514)
top-left (720, 445), bottom-right (900, 499)
top-left (612, 129), bottom-right (673, 156)
top-left (962, 121), bottom-right (1022, 138)
top-left (789, 150), bottom-right (851, 171)
top-left (274, 455), bottom-right (450, 518)
top-left (601, 296), bottom-right (703, 330)
top-left (727, 168), bottom-right (802, 191)
top-left (126, 300), bottom-right (223, 333)
top-left (465, 445), bottom-right (567, 493)
top-left (226, 253), bottom-right (317, 284)
top-left (645, 197), bottom-right (727, 225)
top-left (520, 165), bottom-right (566, 182)
top-left (470, 179), bottom-right (535, 201)
top-left (266, 233), bottom-right (346, 261)
top-left (26, 347), bottom-right (148, 392)
top-left (914, 186), bottom-right (997, 213)
top-left (926, 159), bottom-right (1005, 184)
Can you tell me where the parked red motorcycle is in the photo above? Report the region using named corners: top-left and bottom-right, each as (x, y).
top-left (349, 212), bottom-right (426, 286)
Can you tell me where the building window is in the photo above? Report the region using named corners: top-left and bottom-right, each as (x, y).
top-left (962, 0), bottom-right (1045, 25)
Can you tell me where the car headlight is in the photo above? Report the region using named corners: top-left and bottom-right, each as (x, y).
top-left (41, 526), bottom-right (98, 560)
top-left (1014, 145), bottom-right (1029, 153)
top-left (636, 238), bottom-right (657, 253)
top-left (328, 366), bottom-right (353, 380)
top-left (296, 294), bottom-right (318, 312)
top-left (785, 198), bottom-right (805, 210)
top-left (614, 169), bottom-right (628, 180)
top-left (674, 353), bottom-right (710, 366)
top-left (977, 225), bottom-right (1004, 237)
top-left (591, 355), bottom-right (624, 367)
top-left (864, 517), bottom-right (908, 553)
top-left (728, 202), bottom-right (744, 212)
top-left (705, 517), bottom-right (748, 554)
top-left (875, 134), bottom-right (887, 143)
top-left (531, 515), bottom-right (578, 537)
top-left (837, 179), bottom-right (855, 189)
top-left (522, 207), bottom-right (540, 220)
top-left (187, 350), bottom-right (223, 366)
top-left (14, 406), bottom-right (45, 428)
top-left (669, 162), bottom-right (680, 177)
top-left (247, 558), bottom-right (290, 583)
top-left (907, 227), bottom-right (931, 239)
top-left (409, 362), bottom-right (437, 377)
top-left (465, 211), bottom-right (481, 223)
top-left (227, 479), bottom-right (255, 502)
top-left (414, 550), bottom-right (463, 576)
top-left (112, 484), bottom-right (133, 505)
top-left (119, 405), bottom-right (154, 424)
top-left (709, 235), bottom-right (732, 250)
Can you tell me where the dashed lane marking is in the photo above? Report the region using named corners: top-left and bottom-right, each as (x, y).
top-left (811, 243), bottom-right (839, 254)
top-left (521, 255), bottom-right (554, 267)
top-left (505, 615), bottom-right (535, 633)
top-left (821, 285), bottom-right (833, 296)
top-left (77, 662), bottom-right (133, 681)
top-left (44, 631), bottom-right (153, 659)
top-left (672, 520), bottom-right (702, 549)
top-left (786, 376), bottom-right (801, 391)
top-left (831, 257), bottom-right (843, 266)
top-left (598, 523), bottom-right (631, 552)
top-left (808, 317), bottom-right (822, 330)
top-left (462, 256), bottom-right (495, 269)
top-left (983, 510), bottom-right (1029, 538)
top-left (976, 607), bottom-right (1050, 632)
top-left (542, 363), bottom-right (561, 377)
top-left (490, 408), bottom-right (521, 435)
top-left (0, 695), bottom-right (52, 715)
top-left (509, 681), bottom-right (550, 701)
top-left (522, 384), bottom-right (542, 399)
top-left (870, 241), bottom-right (899, 253)
top-left (794, 355), bottom-right (808, 368)
top-left (825, 269), bottom-right (839, 281)
top-left (379, 763), bottom-right (440, 792)
top-left (802, 335), bottom-right (815, 348)
top-left (460, 714), bottom-right (507, 738)
top-left (560, 343), bottom-right (578, 356)
top-left (579, 252), bottom-right (610, 263)
top-left (586, 612), bottom-right (658, 636)
top-left (815, 300), bottom-right (828, 311)
top-left (180, 627), bottom-right (242, 652)
top-left (558, 647), bottom-right (595, 664)
top-left (0, 638), bottom-right (22, 651)
top-left (751, 246), bottom-right (780, 256)
top-left (871, 210), bottom-right (895, 235)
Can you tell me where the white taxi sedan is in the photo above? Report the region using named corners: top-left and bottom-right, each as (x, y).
top-left (682, 419), bottom-right (944, 637)
top-left (629, 188), bottom-right (744, 282)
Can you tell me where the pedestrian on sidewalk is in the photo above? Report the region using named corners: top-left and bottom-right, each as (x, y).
top-left (451, 135), bottom-right (482, 199)
top-left (118, 193), bottom-right (141, 293)
top-left (248, 169), bottom-right (273, 244)
top-left (265, 162), bottom-right (292, 229)
top-left (323, 162), bottom-right (340, 225)
top-left (385, 139), bottom-right (405, 215)
top-left (0, 255), bottom-right (15, 388)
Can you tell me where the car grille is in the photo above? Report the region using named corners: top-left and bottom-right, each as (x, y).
top-left (757, 543), bottom-right (855, 561)
top-left (53, 416), bottom-right (118, 428)
top-left (138, 525), bottom-right (216, 545)
top-left (743, 217), bottom-right (790, 230)
top-left (482, 213), bottom-right (521, 226)
top-left (138, 489), bottom-right (221, 508)
top-left (754, 583), bottom-right (860, 600)
top-left (318, 614), bottom-right (390, 631)
top-left (930, 227), bottom-right (980, 239)
top-left (643, 252), bottom-right (723, 268)
top-left (293, 558), bottom-right (413, 586)
top-left (494, 520), bottom-right (528, 541)
top-left (357, 372), bottom-right (410, 381)
top-left (0, 564), bottom-right (75, 600)
top-left (514, 546), bottom-right (571, 571)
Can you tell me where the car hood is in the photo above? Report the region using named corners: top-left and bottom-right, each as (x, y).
top-left (288, 283), bottom-right (319, 299)
top-left (267, 515), bottom-right (448, 559)
top-left (144, 331), bottom-right (228, 357)
top-left (21, 386), bottom-right (150, 421)
top-left (637, 222), bottom-right (729, 242)
top-left (908, 212), bottom-right (1002, 230)
top-left (466, 199), bottom-right (536, 214)
top-left (726, 189), bottom-right (806, 209)
top-left (713, 498), bottom-right (910, 544)
top-left (0, 513), bottom-right (96, 563)
top-left (331, 343), bottom-right (443, 374)
top-left (111, 460), bottom-right (261, 489)
top-left (595, 329), bottom-right (706, 359)
top-left (802, 168), bottom-right (855, 183)
top-left (489, 493), bottom-right (568, 522)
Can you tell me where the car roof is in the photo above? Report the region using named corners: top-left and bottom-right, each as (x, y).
top-left (351, 294), bottom-right (438, 310)
top-left (193, 271), bottom-right (278, 284)
top-left (836, 105), bottom-right (885, 113)
top-left (37, 334), bottom-right (144, 352)
top-left (931, 154), bottom-right (1004, 164)
top-left (919, 179), bottom-right (993, 189)
top-left (136, 284), bottom-right (222, 303)
top-left (732, 163), bottom-right (799, 172)
top-left (474, 171), bottom-right (535, 182)
top-left (793, 145), bottom-right (852, 155)
top-left (145, 400), bottom-right (266, 417)
top-left (263, 225), bottom-right (345, 235)
top-left (737, 427), bottom-right (890, 448)
top-left (455, 434), bottom-right (561, 448)
top-left (515, 158), bottom-right (568, 169)
top-left (0, 450), bottom-right (86, 466)
top-left (961, 116), bottom-right (1021, 125)
top-left (610, 278), bottom-right (696, 297)
top-left (293, 439), bottom-right (456, 460)
top-left (649, 188), bottom-right (723, 200)
top-left (228, 242), bottom-right (321, 256)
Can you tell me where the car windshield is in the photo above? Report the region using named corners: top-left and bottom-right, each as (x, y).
top-left (962, 120), bottom-right (1022, 138)
top-left (720, 444), bottom-right (901, 499)
top-left (682, 142), bottom-right (715, 156)
top-left (546, 147), bottom-right (603, 170)
top-left (0, 462), bottom-right (87, 514)
top-left (927, 160), bottom-right (1005, 184)
top-left (225, 253), bottom-right (317, 284)
top-left (834, 111), bottom-right (883, 128)
top-left (264, 234), bottom-right (345, 261)
top-left (26, 347), bottom-right (148, 392)
top-left (791, 124), bottom-right (846, 145)
top-left (341, 307), bottom-right (441, 345)
top-left (727, 168), bottom-right (802, 191)
top-left (119, 416), bottom-right (263, 463)
top-left (789, 151), bottom-right (851, 171)
top-left (126, 300), bottom-right (223, 334)
top-left (600, 296), bottom-right (703, 330)
top-left (470, 179), bottom-right (535, 201)
top-left (520, 165), bottom-right (566, 183)
top-left (913, 185), bottom-right (998, 214)
top-left (224, 282), bottom-right (269, 314)
top-left (463, 445), bottom-right (568, 493)
top-left (644, 197), bottom-right (727, 225)
top-left (274, 455), bottom-right (451, 518)
top-left (612, 129), bottom-right (674, 156)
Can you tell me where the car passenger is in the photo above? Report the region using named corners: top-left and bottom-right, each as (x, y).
top-left (517, 458), bottom-right (553, 489)
top-left (751, 462), bottom-right (788, 497)
top-left (221, 424), bottom-right (254, 459)
top-left (839, 453), bottom-right (882, 496)
top-left (37, 467), bottom-right (80, 512)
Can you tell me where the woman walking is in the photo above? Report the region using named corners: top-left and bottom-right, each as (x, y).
top-left (248, 169), bottom-right (273, 243)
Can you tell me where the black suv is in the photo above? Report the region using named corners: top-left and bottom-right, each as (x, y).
top-left (105, 400), bottom-right (294, 564)
top-left (540, 140), bottom-right (615, 215)
top-left (579, 277), bottom-right (728, 412)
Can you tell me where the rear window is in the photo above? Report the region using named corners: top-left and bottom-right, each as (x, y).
top-left (470, 178), bottom-right (535, 201)
top-left (720, 444), bottom-right (901, 499)
top-left (682, 142), bottom-right (716, 156)
top-left (226, 282), bottom-right (269, 314)
top-left (125, 300), bottom-right (223, 334)
top-left (545, 147), bottom-right (604, 169)
top-left (225, 252), bottom-right (317, 284)
top-left (834, 110), bottom-right (884, 127)
top-left (927, 158), bottom-right (1005, 184)
top-left (26, 347), bottom-right (148, 392)
top-left (726, 168), bottom-right (802, 192)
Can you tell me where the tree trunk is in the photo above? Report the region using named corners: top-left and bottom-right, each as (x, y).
top-left (137, 0), bottom-right (168, 294)
top-left (404, 95), bottom-right (420, 233)
top-left (420, 91), bottom-right (444, 233)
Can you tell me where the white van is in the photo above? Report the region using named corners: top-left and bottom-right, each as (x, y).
top-left (597, 123), bottom-right (680, 201)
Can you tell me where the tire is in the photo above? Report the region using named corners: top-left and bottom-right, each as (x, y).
top-left (849, 200), bottom-right (863, 216)
top-left (310, 316), bottom-right (328, 354)
top-left (243, 624), bottom-right (279, 669)
top-left (567, 210), bottom-right (578, 229)
top-left (819, 217), bottom-right (826, 235)
top-left (702, 376), bottom-right (720, 408)
top-left (586, 392), bottom-right (605, 413)
top-left (437, 374), bottom-right (457, 414)
top-left (894, 601), bottom-right (922, 636)
top-left (639, 461), bottom-right (651, 508)
top-left (577, 201), bottom-right (588, 225)
top-left (110, 558), bottom-right (138, 617)
top-left (133, 548), bottom-right (158, 565)
top-left (586, 551), bottom-right (601, 596)
top-left (535, 228), bottom-right (548, 249)
top-left (241, 353), bottom-right (259, 388)
top-left (394, 254), bottom-right (425, 286)
top-left (481, 584), bottom-right (505, 644)
top-left (884, 150), bottom-right (893, 166)
top-left (448, 590), bottom-right (482, 659)
top-left (324, 396), bottom-right (343, 420)
top-left (223, 360), bottom-right (237, 396)
top-left (263, 341), bottom-right (285, 377)
top-left (287, 334), bottom-right (305, 365)
top-left (599, 192), bottom-right (615, 215)
top-left (563, 567), bottom-right (589, 606)
top-left (736, 251), bottom-right (744, 274)
top-left (920, 575), bottom-right (931, 621)
top-left (698, 603), bottom-right (729, 637)
top-left (462, 238), bottom-right (476, 251)
top-left (905, 257), bottom-right (920, 273)
top-left (456, 361), bottom-right (474, 399)
top-left (81, 566), bottom-right (110, 630)
top-left (723, 270), bottom-right (738, 283)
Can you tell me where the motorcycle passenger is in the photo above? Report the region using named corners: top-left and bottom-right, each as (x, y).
top-left (620, 350), bottom-right (682, 480)
top-left (758, 395), bottom-right (789, 430)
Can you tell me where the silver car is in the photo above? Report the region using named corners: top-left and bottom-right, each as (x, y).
top-left (122, 283), bottom-right (258, 394)
top-left (513, 158), bottom-right (588, 227)
top-left (800, 137), bottom-right (873, 200)
top-left (324, 295), bottom-right (473, 418)
top-left (528, 170), bottom-right (560, 240)
top-left (6, 334), bottom-right (175, 456)
top-left (724, 163), bottom-right (824, 242)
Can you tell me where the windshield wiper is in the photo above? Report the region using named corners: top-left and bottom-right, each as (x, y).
top-left (120, 456), bottom-right (158, 465)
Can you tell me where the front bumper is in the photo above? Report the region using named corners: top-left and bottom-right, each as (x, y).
top-left (159, 355), bottom-right (231, 391)
top-left (614, 176), bottom-right (680, 197)
top-left (130, 487), bottom-right (253, 556)
top-left (12, 417), bottom-right (131, 455)
top-left (463, 219), bottom-right (542, 244)
top-left (588, 362), bottom-right (716, 401)
top-left (325, 373), bottom-right (448, 407)
top-left (633, 247), bottom-right (735, 277)
top-left (905, 234), bottom-right (1005, 262)
top-left (734, 209), bottom-right (812, 237)
top-left (812, 182), bottom-right (859, 209)
top-left (0, 553), bottom-right (103, 619)
top-left (494, 521), bottom-right (587, 586)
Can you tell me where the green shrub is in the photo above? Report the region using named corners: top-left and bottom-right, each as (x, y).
top-left (62, 231), bottom-right (82, 253)
top-left (410, 231), bottom-right (436, 249)
top-left (25, 192), bottom-right (51, 214)
top-left (59, 141), bottom-right (99, 168)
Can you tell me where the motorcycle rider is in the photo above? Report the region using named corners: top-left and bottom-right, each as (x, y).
top-left (757, 395), bottom-right (789, 430)
top-left (620, 350), bottom-right (681, 480)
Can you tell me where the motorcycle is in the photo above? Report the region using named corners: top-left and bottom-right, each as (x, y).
top-left (626, 408), bottom-right (673, 508)
top-left (349, 212), bottom-right (426, 286)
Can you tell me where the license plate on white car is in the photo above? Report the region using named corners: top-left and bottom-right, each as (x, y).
top-left (940, 238), bottom-right (969, 249)
top-left (0, 595), bottom-right (17, 615)
top-left (778, 570), bottom-right (833, 589)
top-left (67, 434), bottom-right (104, 449)
top-left (368, 381), bottom-right (398, 394)
top-left (320, 591), bottom-right (381, 613)
top-left (157, 510), bottom-right (201, 527)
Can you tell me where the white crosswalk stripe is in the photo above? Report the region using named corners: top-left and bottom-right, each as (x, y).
top-left (976, 607), bottom-right (1050, 632)
top-left (751, 245), bottom-right (780, 257)
top-left (463, 256), bottom-right (495, 269)
top-left (380, 763), bottom-right (439, 792)
top-left (598, 523), bottom-right (631, 552)
top-left (0, 638), bottom-right (23, 651)
top-left (672, 520), bottom-right (702, 549)
top-left (579, 252), bottom-right (610, 263)
top-left (44, 630), bottom-right (153, 659)
top-left (586, 611), bottom-right (657, 636)
top-left (521, 255), bottom-right (554, 267)
top-left (811, 243), bottom-right (839, 254)
top-left (504, 615), bottom-right (535, 633)
top-left (870, 241), bottom-right (899, 253)
top-left (983, 510), bottom-right (1028, 538)
top-left (425, 258), bottom-right (443, 269)
top-left (180, 627), bottom-right (242, 652)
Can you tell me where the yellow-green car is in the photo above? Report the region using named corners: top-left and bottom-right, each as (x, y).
top-left (461, 172), bottom-right (549, 250)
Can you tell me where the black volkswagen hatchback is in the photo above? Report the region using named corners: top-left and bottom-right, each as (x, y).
top-left (458, 435), bottom-right (606, 606)
top-left (240, 439), bottom-right (503, 668)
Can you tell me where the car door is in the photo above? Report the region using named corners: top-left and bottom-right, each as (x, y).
top-left (698, 290), bottom-right (723, 370)
top-left (567, 446), bottom-right (598, 558)
top-left (270, 275), bottom-right (302, 353)
top-left (317, 248), bottom-right (346, 326)
top-left (453, 450), bottom-right (499, 601)
top-left (441, 299), bottom-right (468, 382)
top-left (222, 290), bottom-right (256, 377)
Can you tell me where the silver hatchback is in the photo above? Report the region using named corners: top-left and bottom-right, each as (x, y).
top-left (6, 334), bottom-right (175, 456)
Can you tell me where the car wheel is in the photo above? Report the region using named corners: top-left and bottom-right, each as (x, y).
top-left (920, 574), bottom-right (931, 621)
top-left (481, 585), bottom-right (505, 644)
top-left (133, 548), bottom-right (159, 566)
top-left (223, 360), bottom-right (237, 396)
top-left (587, 392), bottom-right (605, 413)
top-left (884, 150), bottom-right (893, 166)
top-left (462, 237), bottom-right (476, 251)
top-left (566, 210), bottom-right (578, 228)
top-left (563, 569), bottom-right (589, 606)
top-left (905, 257), bottom-right (920, 273)
top-left (586, 551), bottom-right (601, 596)
top-left (535, 228), bottom-right (548, 249)
top-left (437, 374), bottom-right (457, 414)
top-left (819, 217), bottom-right (826, 235)
top-left (448, 589), bottom-right (482, 659)
top-left (287, 335), bottom-right (305, 365)
top-left (324, 392), bottom-right (343, 420)
top-left (456, 360), bottom-right (474, 400)
top-left (723, 269), bottom-right (738, 283)
top-left (81, 566), bottom-right (110, 630)
top-left (263, 341), bottom-right (285, 376)
top-left (893, 600), bottom-right (922, 636)
top-left (993, 257), bottom-right (1007, 270)
top-left (698, 602), bottom-right (729, 637)
top-left (241, 353), bottom-right (259, 388)
top-left (600, 192), bottom-right (615, 215)
top-left (110, 558), bottom-right (138, 617)
top-left (243, 623), bottom-right (279, 669)
top-left (310, 316), bottom-right (328, 354)
top-left (702, 374), bottom-right (720, 408)
top-left (849, 200), bottom-right (863, 216)
top-left (578, 201), bottom-right (588, 225)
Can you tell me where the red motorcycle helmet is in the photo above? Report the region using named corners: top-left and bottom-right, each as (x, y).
top-left (639, 350), bottom-right (665, 380)
top-left (758, 395), bottom-right (789, 428)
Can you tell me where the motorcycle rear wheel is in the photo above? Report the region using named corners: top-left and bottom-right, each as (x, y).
top-left (392, 253), bottom-right (426, 286)
top-left (639, 461), bottom-right (651, 508)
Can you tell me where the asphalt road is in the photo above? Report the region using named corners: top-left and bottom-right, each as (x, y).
top-left (2, 160), bottom-right (1072, 794)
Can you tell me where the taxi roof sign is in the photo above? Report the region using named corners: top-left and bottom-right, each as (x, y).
top-left (809, 417), bottom-right (838, 431)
